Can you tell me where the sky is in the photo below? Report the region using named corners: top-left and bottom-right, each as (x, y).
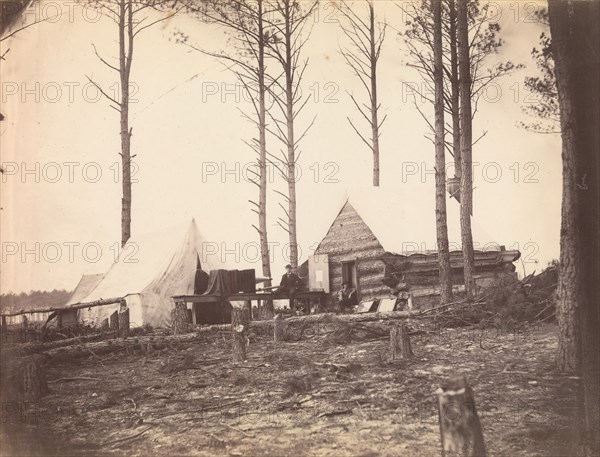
top-left (0, 0), bottom-right (561, 294)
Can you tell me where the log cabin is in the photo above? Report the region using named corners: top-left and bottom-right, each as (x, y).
top-left (299, 190), bottom-right (521, 310)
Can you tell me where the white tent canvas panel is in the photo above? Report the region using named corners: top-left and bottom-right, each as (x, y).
top-left (76, 219), bottom-right (225, 328)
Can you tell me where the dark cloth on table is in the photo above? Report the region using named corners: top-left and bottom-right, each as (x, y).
top-left (194, 269), bottom-right (209, 295)
top-left (198, 269), bottom-right (232, 324)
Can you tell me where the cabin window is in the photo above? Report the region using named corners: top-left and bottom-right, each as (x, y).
top-left (341, 260), bottom-right (359, 293)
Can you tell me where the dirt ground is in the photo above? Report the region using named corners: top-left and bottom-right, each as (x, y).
top-left (0, 322), bottom-right (583, 457)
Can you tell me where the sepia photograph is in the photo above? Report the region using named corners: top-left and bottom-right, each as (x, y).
top-left (0, 0), bottom-right (598, 455)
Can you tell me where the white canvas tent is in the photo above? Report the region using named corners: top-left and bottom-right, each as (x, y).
top-left (64, 274), bottom-right (105, 307)
top-left (75, 219), bottom-right (226, 328)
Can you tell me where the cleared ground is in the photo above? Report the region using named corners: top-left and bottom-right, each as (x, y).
top-left (0, 322), bottom-right (582, 457)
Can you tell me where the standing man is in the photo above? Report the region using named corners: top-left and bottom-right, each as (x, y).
top-left (274, 264), bottom-right (302, 311)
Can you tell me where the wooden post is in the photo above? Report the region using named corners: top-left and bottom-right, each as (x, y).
top-left (231, 307), bottom-right (246, 362)
top-left (118, 309), bottom-right (130, 338)
top-left (172, 302), bottom-right (189, 335)
top-left (56, 311), bottom-right (63, 330)
top-left (274, 314), bottom-right (287, 342)
top-left (244, 300), bottom-right (252, 321)
top-left (390, 322), bottom-right (413, 360)
top-left (436, 376), bottom-right (486, 457)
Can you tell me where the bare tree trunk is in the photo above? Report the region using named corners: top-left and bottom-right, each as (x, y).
top-left (457, 0), bottom-right (475, 299)
top-left (433, 0), bottom-right (453, 304)
top-left (548, 1), bottom-right (599, 453)
top-left (437, 376), bottom-right (486, 457)
top-left (448, 0), bottom-right (461, 179)
top-left (369, 1), bottom-right (380, 187)
top-left (339, 1), bottom-right (386, 188)
top-left (266, 1), bottom-right (316, 270)
top-left (284, 14), bottom-right (299, 271)
top-left (231, 307), bottom-right (247, 362)
top-left (119, 0), bottom-right (134, 247)
top-left (257, 0), bottom-right (273, 319)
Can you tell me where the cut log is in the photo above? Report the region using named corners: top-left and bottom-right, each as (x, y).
top-left (231, 307), bottom-right (246, 362)
top-left (436, 376), bottom-right (486, 457)
top-left (172, 302), bottom-right (189, 335)
top-left (5, 312), bottom-right (431, 361)
top-left (274, 314), bottom-right (287, 342)
top-left (390, 323), bottom-right (413, 360)
top-left (119, 309), bottom-right (130, 338)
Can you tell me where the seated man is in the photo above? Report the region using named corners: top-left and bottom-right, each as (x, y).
top-left (338, 282), bottom-right (357, 312)
top-left (274, 264), bottom-right (303, 311)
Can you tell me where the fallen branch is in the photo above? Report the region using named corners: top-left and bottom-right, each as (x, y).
top-left (154, 400), bottom-right (240, 419)
top-left (47, 376), bottom-right (101, 383)
top-left (102, 426), bottom-right (152, 447)
top-left (219, 422), bottom-right (255, 438)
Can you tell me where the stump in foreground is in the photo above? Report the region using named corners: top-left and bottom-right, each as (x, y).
top-left (390, 322), bottom-right (413, 360)
top-left (1, 355), bottom-right (49, 402)
top-left (231, 307), bottom-right (246, 362)
top-left (274, 314), bottom-right (287, 342)
top-left (118, 308), bottom-right (130, 338)
top-left (436, 376), bottom-right (486, 457)
top-left (172, 301), bottom-right (189, 335)
top-left (109, 310), bottom-right (119, 333)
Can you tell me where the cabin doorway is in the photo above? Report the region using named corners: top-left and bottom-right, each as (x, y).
top-left (341, 260), bottom-right (359, 299)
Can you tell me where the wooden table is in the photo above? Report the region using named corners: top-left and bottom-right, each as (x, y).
top-left (172, 291), bottom-right (326, 322)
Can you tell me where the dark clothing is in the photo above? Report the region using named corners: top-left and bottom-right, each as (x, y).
top-left (279, 272), bottom-right (302, 289)
top-left (274, 272), bottom-right (302, 312)
top-left (338, 288), bottom-right (357, 312)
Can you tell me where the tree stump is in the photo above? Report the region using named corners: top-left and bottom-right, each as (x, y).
top-left (1, 355), bottom-right (49, 401)
top-left (390, 322), bottom-right (413, 359)
top-left (274, 314), bottom-right (287, 342)
top-left (436, 376), bottom-right (486, 457)
top-left (101, 318), bottom-right (109, 330)
top-left (231, 307), bottom-right (246, 362)
top-left (172, 302), bottom-right (189, 335)
top-left (119, 309), bottom-right (130, 338)
top-left (109, 310), bottom-right (119, 334)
